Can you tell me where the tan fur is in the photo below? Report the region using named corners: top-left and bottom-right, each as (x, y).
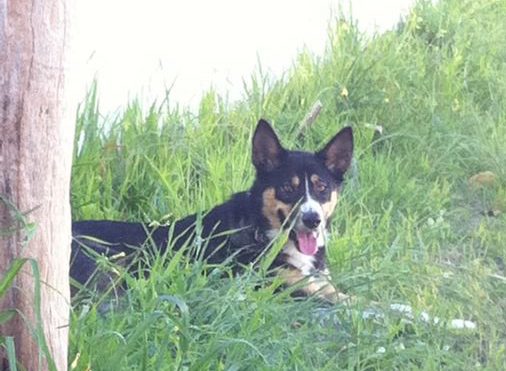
top-left (310, 174), bottom-right (321, 184)
top-left (262, 187), bottom-right (292, 228)
top-left (321, 190), bottom-right (339, 219)
top-left (291, 175), bottom-right (300, 188)
top-left (278, 267), bottom-right (350, 304)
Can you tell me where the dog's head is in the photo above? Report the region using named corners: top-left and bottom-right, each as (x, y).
top-left (252, 119), bottom-right (353, 256)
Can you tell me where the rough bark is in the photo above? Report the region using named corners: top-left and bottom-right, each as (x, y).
top-left (0, 0), bottom-right (74, 369)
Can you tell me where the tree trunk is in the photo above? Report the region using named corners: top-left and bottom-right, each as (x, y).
top-left (0, 0), bottom-right (74, 369)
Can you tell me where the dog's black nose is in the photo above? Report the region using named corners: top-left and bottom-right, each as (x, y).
top-left (302, 212), bottom-right (321, 229)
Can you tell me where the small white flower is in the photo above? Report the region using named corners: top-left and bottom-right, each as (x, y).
top-left (376, 346), bottom-right (386, 354)
top-left (420, 311), bottom-right (430, 323)
top-left (395, 342), bottom-right (405, 351)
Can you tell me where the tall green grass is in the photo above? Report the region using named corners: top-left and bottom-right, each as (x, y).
top-left (70, 0), bottom-right (506, 369)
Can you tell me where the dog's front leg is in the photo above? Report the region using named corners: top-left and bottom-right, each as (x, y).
top-left (278, 267), bottom-right (350, 304)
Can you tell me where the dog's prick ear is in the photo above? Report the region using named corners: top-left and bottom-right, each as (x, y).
top-left (252, 119), bottom-right (285, 172)
top-left (317, 126), bottom-right (353, 176)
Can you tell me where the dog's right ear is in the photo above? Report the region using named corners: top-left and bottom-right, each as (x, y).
top-left (252, 119), bottom-right (285, 173)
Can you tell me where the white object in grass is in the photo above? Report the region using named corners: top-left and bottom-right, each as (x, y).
top-left (388, 303), bottom-right (476, 330)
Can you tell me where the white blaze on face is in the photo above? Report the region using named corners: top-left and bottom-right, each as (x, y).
top-left (300, 175), bottom-right (326, 228)
top-left (294, 175), bottom-right (326, 254)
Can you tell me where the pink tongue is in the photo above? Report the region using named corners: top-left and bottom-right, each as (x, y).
top-left (297, 232), bottom-right (318, 255)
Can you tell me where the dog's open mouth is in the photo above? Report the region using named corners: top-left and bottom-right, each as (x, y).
top-left (290, 230), bottom-right (319, 256)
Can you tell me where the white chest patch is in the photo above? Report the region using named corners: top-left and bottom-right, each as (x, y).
top-left (282, 241), bottom-right (316, 276)
top-left (265, 230), bottom-right (316, 276)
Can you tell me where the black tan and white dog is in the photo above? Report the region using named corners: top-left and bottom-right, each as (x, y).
top-left (71, 119), bottom-right (353, 302)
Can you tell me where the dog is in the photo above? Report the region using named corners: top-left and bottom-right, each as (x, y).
top-left (71, 119), bottom-right (353, 303)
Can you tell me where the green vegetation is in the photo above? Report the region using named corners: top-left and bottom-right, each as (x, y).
top-left (70, 0), bottom-right (506, 369)
top-left (0, 197), bottom-right (56, 370)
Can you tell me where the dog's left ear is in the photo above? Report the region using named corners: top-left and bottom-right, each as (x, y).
top-left (317, 127), bottom-right (353, 176)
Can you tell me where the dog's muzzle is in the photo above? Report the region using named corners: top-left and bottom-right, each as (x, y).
top-left (289, 211), bottom-right (322, 256)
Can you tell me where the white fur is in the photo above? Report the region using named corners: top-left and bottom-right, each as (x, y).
top-left (293, 175), bottom-right (327, 249)
top-left (282, 240), bottom-right (316, 276)
top-left (265, 229), bottom-right (316, 276)
top-left (300, 175), bottom-right (326, 229)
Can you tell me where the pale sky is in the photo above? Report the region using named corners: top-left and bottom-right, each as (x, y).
top-left (73, 0), bottom-right (416, 114)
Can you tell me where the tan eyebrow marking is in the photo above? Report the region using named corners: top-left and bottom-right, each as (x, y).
top-left (310, 174), bottom-right (328, 191)
top-left (291, 176), bottom-right (300, 188)
top-left (310, 174), bottom-right (320, 184)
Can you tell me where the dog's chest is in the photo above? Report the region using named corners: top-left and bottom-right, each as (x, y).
top-left (281, 241), bottom-right (317, 275)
